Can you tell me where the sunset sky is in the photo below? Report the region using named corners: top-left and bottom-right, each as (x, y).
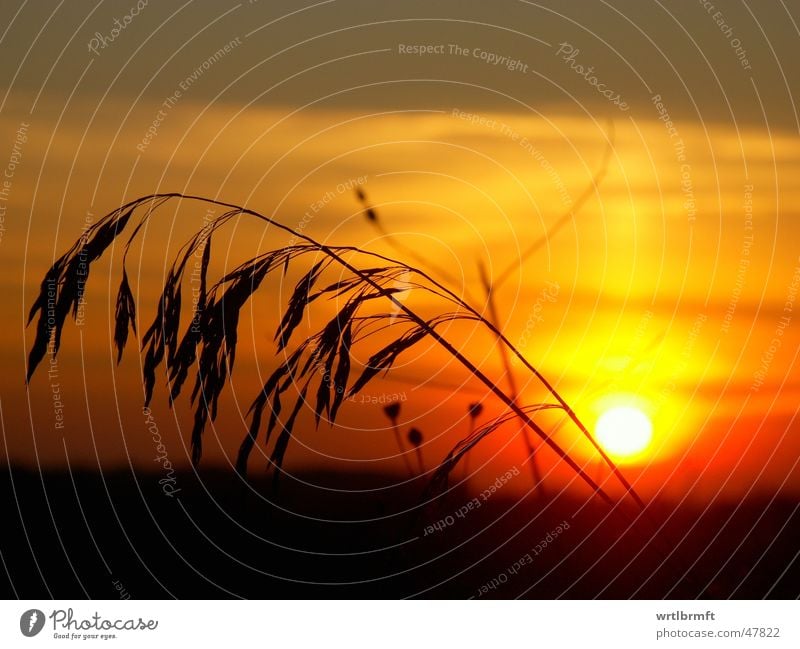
top-left (2, 0), bottom-right (799, 503)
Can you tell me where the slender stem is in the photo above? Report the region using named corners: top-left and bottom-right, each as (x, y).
top-left (414, 447), bottom-right (425, 474)
top-left (101, 190), bottom-right (688, 585)
top-left (467, 123), bottom-right (624, 500)
top-left (493, 120), bottom-right (616, 289)
top-left (401, 257), bottom-right (646, 510)
top-left (479, 261), bottom-right (521, 403)
top-left (357, 193), bottom-right (481, 307)
top-left (391, 421), bottom-right (415, 477)
top-left (462, 418), bottom-right (474, 479)
top-left (479, 260), bottom-right (545, 498)
top-left (112, 193), bottom-right (629, 509)
top-left (338, 128), bottom-right (641, 509)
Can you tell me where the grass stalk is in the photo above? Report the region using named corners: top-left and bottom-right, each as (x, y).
top-left (26, 192), bottom-right (638, 510)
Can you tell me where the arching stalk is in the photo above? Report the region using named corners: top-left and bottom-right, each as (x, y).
top-left (26, 192), bottom-right (643, 511)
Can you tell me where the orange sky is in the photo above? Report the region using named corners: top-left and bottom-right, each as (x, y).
top-left (2, 0), bottom-right (800, 503)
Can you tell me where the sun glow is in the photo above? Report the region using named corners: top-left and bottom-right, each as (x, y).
top-left (595, 406), bottom-right (653, 461)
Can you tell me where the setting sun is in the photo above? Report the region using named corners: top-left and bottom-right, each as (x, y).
top-left (595, 406), bottom-right (653, 461)
top-left (4, 0), bottom-right (800, 607)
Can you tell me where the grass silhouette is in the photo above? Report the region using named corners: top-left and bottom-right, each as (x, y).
top-left (356, 122), bottom-right (617, 497)
top-left (25, 192), bottom-right (643, 510)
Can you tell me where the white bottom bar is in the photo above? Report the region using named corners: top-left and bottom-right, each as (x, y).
top-left (2, 600), bottom-right (798, 648)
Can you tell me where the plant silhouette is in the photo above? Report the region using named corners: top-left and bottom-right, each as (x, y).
top-left (356, 122), bottom-right (616, 494)
top-left (26, 192), bottom-right (643, 509)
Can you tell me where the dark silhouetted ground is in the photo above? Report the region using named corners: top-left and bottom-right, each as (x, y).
top-left (1, 466), bottom-right (798, 599)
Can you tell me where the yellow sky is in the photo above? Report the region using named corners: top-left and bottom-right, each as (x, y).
top-left (2, 0), bottom-right (800, 501)
top-left (1, 93), bottom-right (798, 501)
